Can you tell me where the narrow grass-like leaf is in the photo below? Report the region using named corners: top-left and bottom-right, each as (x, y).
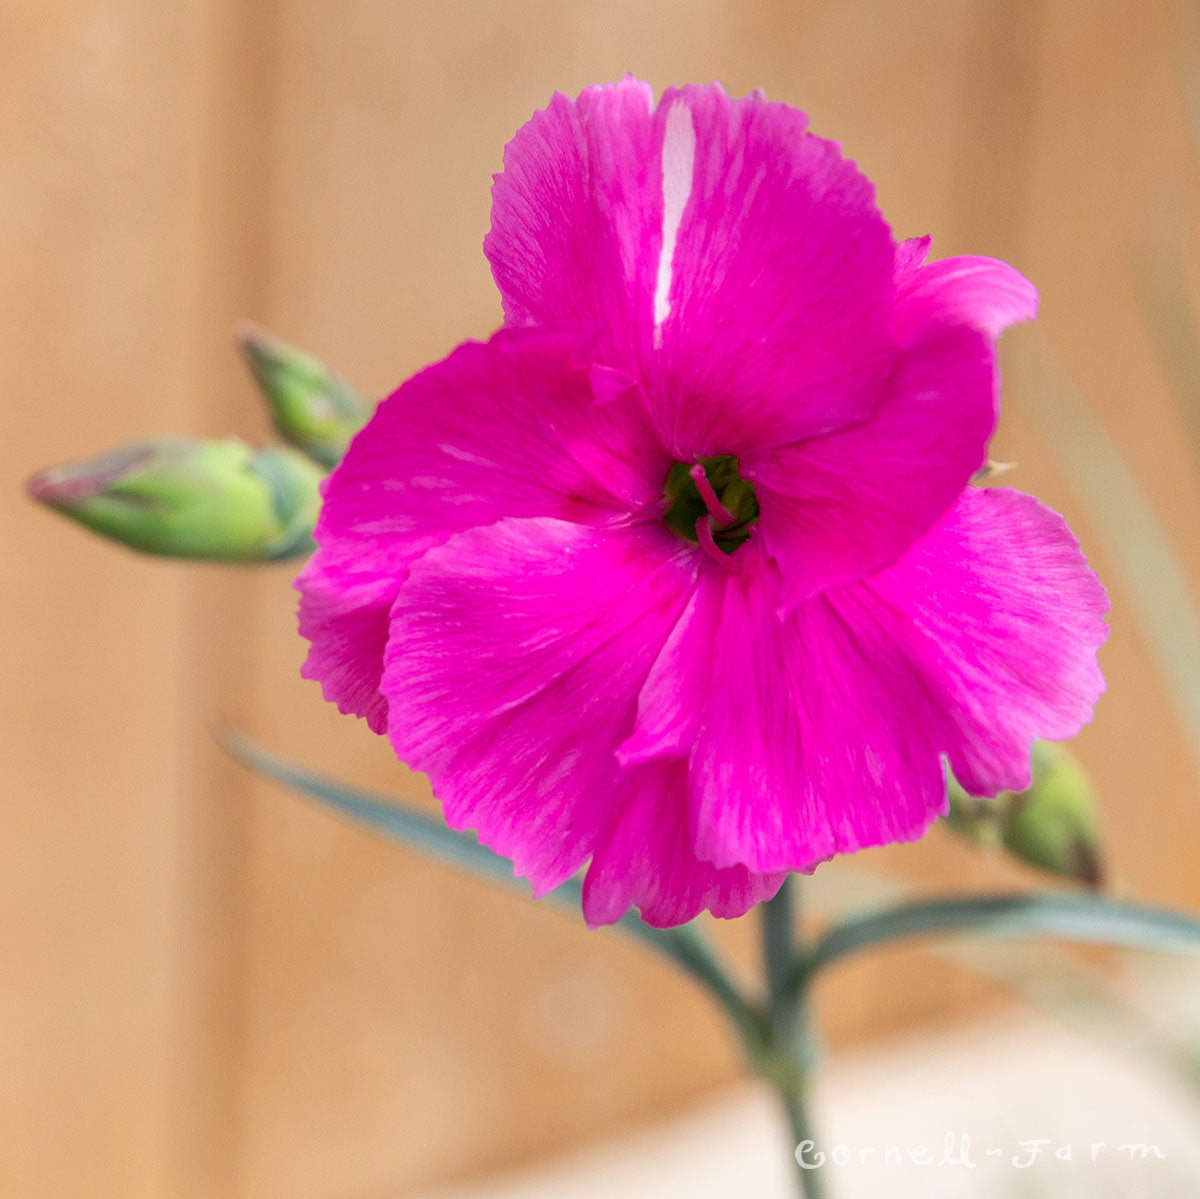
top-left (223, 727), bottom-right (542, 895)
top-left (792, 892), bottom-right (1200, 995)
top-left (220, 730), bottom-right (764, 1050)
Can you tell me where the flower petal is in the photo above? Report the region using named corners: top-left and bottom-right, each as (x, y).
top-left (749, 324), bottom-right (997, 611)
top-left (486, 80), bottom-right (896, 457)
top-left (865, 486), bottom-right (1109, 796)
top-left (615, 568), bottom-right (725, 768)
top-left (485, 78), bottom-right (662, 373)
top-left (296, 557), bottom-right (394, 733)
top-left (382, 517), bottom-right (700, 896)
top-left (895, 234), bottom-right (932, 274)
top-left (895, 253), bottom-right (1037, 344)
top-left (651, 85), bottom-right (896, 456)
top-left (581, 759), bottom-right (785, 928)
top-left (315, 325), bottom-right (666, 559)
top-left (688, 490), bottom-right (1107, 874)
top-left (687, 540), bottom-right (950, 873)
top-left (296, 325), bottom-right (669, 727)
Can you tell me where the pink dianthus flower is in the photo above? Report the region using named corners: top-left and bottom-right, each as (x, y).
top-left (296, 79), bottom-right (1108, 928)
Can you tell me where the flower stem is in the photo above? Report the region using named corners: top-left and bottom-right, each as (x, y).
top-left (779, 1073), bottom-right (824, 1199)
top-left (763, 872), bottom-right (797, 1015)
top-left (761, 877), bottom-right (825, 1199)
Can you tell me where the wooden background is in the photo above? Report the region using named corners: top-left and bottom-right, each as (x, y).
top-left (5, 2), bottom-right (1200, 1196)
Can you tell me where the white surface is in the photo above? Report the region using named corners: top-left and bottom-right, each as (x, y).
top-left (414, 1011), bottom-right (1200, 1198)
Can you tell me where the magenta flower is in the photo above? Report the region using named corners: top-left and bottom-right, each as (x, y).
top-left (296, 79), bottom-right (1108, 928)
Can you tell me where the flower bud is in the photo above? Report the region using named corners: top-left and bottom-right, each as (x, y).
top-left (235, 322), bottom-right (368, 467)
top-left (1001, 743), bottom-right (1104, 888)
top-left (27, 437), bottom-right (324, 562)
top-left (944, 743), bottom-right (1104, 888)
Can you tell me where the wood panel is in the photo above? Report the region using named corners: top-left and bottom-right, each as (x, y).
top-left (0, 2), bottom-right (255, 1196)
top-left (1014, 0), bottom-right (1200, 905)
top-left (4, 2), bottom-right (1199, 1196)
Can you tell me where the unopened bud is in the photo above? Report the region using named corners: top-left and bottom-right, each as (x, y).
top-left (236, 322), bottom-right (368, 467)
top-left (944, 743), bottom-right (1104, 888)
top-left (27, 437), bottom-right (324, 562)
top-left (1002, 743), bottom-right (1104, 888)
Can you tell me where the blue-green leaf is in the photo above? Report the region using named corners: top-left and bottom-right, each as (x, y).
top-left (222, 727), bottom-right (544, 897)
top-left (220, 730), bottom-right (763, 1047)
top-left (794, 892), bottom-right (1200, 993)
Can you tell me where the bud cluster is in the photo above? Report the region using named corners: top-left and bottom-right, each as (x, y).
top-left (27, 326), bottom-right (366, 563)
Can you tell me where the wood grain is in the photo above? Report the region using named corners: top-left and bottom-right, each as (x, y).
top-left (3, 2), bottom-right (1198, 1195)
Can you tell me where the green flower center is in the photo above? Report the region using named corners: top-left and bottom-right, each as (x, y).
top-left (663, 454), bottom-right (759, 556)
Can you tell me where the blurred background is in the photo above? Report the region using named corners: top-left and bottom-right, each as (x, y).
top-left (5, 1), bottom-right (1200, 1196)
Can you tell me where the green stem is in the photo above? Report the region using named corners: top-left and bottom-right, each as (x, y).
top-left (780, 1073), bottom-right (824, 1198)
top-left (763, 872), bottom-right (796, 1017)
top-left (761, 877), bottom-right (825, 1199)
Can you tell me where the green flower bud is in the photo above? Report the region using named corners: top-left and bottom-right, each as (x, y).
top-left (236, 322), bottom-right (368, 467)
top-left (27, 437), bottom-right (324, 562)
top-left (944, 743), bottom-right (1104, 888)
top-left (1002, 743), bottom-right (1104, 888)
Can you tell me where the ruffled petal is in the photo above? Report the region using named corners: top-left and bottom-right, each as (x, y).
top-left (688, 490), bottom-right (1107, 874)
top-left (748, 324), bottom-right (997, 611)
top-left (296, 325), bottom-right (669, 727)
top-left (485, 78), bottom-right (662, 374)
top-left (486, 80), bottom-right (896, 457)
top-left (865, 486), bottom-right (1109, 796)
top-left (687, 540), bottom-right (950, 873)
top-left (652, 84), bottom-right (895, 456)
top-left (581, 759), bottom-right (785, 928)
top-left (895, 253), bottom-right (1037, 344)
top-left (315, 325), bottom-right (666, 559)
top-left (296, 556), bottom-right (394, 733)
top-left (615, 568), bottom-right (725, 768)
top-left (382, 517), bottom-right (700, 896)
